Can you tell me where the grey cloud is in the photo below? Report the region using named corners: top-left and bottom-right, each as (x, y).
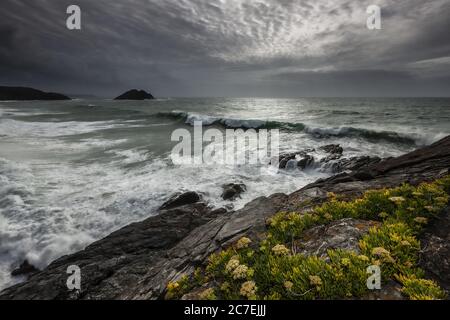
top-left (0, 0), bottom-right (449, 97)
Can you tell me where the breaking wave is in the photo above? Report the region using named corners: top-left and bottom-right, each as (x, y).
top-left (157, 111), bottom-right (443, 146)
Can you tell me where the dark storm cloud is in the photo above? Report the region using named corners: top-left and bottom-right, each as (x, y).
top-left (0, 0), bottom-right (449, 97)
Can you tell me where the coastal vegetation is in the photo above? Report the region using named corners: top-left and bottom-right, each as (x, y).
top-left (166, 176), bottom-right (450, 300)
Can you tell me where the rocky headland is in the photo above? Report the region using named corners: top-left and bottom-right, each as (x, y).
top-left (0, 86), bottom-right (71, 101)
top-left (1, 136), bottom-right (449, 300)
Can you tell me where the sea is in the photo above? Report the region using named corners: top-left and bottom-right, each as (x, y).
top-left (0, 97), bottom-right (449, 290)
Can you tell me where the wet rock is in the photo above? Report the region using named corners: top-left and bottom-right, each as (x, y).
top-left (294, 218), bottom-right (380, 257)
top-left (160, 191), bottom-right (201, 210)
top-left (221, 183), bottom-right (247, 201)
top-left (11, 260), bottom-right (39, 277)
top-left (325, 156), bottom-right (381, 173)
top-left (297, 154), bottom-right (315, 170)
top-left (276, 151), bottom-right (315, 170)
top-left (320, 144), bottom-right (343, 155)
top-left (0, 202), bottom-right (226, 300)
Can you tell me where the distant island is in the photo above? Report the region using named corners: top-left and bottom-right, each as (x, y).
top-left (0, 86), bottom-right (71, 101)
top-left (114, 89), bottom-right (155, 100)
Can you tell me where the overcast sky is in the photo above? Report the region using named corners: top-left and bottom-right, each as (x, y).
top-left (1, 0), bottom-right (449, 97)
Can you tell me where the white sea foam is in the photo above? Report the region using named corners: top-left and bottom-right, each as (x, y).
top-left (0, 119), bottom-right (143, 138)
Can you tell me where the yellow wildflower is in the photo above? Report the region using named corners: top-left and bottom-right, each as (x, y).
top-left (199, 288), bottom-right (216, 300)
top-left (401, 240), bottom-right (411, 247)
top-left (414, 217), bottom-right (428, 224)
top-left (379, 212), bottom-right (389, 218)
top-left (324, 213), bottom-right (333, 220)
top-left (272, 244), bottom-right (290, 256)
top-left (358, 255), bottom-right (370, 262)
top-left (389, 196), bottom-right (406, 204)
top-left (341, 258), bottom-right (351, 267)
top-left (236, 237), bottom-right (252, 249)
top-left (220, 282), bottom-right (230, 292)
top-left (167, 281), bottom-right (179, 291)
top-left (232, 264), bottom-right (249, 280)
top-left (284, 281), bottom-right (294, 291)
top-left (390, 232), bottom-right (402, 242)
top-left (372, 247), bottom-right (390, 257)
top-left (309, 275), bottom-right (323, 287)
top-left (372, 247), bottom-right (394, 263)
top-left (240, 281), bottom-right (257, 298)
top-left (225, 258), bottom-right (240, 273)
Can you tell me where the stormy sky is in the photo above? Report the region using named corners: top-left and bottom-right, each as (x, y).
top-left (0, 0), bottom-right (449, 97)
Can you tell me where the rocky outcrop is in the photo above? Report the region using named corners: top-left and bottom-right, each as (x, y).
top-left (0, 86), bottom-right (71, 101)
top-left (276, 150), bottom-right (315, 170)
top-left (322, 156), bottom-right (382, 173)
top-left (320, 144), bottom-right (344, 155)
top-left (114, 89), bottom-right (154, 100)
top-left (221, 183), bottom-right (247, 201)
top-left (293, 219), bottom-right (380, 257)
top-left (11, 260), bottom-right (39, 277)
top-left (1, 136), bottom-right (449, 300)
top-left (275, 145), bottom-right (379, 173)
top-left (159, 191), bottom-right (201, 210)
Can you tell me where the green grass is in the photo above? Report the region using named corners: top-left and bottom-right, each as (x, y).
top-left (165, 176), bottom-right (450, 300)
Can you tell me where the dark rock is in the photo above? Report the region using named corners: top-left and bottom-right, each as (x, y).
top-left (324, 156), bottom-right (381, 173)
top-left (0, 86), bottom-right (71, 101)
top-left (221, 183), bottom-right (247, 201)
top-left (297, 154), bottom-right (315, 169)
top-left (321, 153), bottom-right (343, 163)
top-left (160, 191), bottom-right (201, 210)
top-left (351, 170), bottom-right (376, 181)
top-left (320, 144), bottom-right (343, 155)
top-left (419, 206), bottom-right (450, 292)
top-left (11, 260), bottom-right (39, 277)
top-left (294, 218), bottom-right (380, 257)
top-left (181, 283), bottom-right (215, 300)
top-left (361, 281), bottom-right (405, 300)
top-left (276, 151), bottom-right (315, 170)
top-left (0, 202), bottom-right (226, 300)
top-left (114, 89), bottom-right (154, 100)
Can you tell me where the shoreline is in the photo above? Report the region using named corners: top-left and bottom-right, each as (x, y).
top-left (1, 136), bottom-right (449, 299)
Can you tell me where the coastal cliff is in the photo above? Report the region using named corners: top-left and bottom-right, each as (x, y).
top-left (1, 136), bottom-right (449, 300)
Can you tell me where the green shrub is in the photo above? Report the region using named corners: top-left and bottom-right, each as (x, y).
top-left (166, 176), bottom-right (449, 300)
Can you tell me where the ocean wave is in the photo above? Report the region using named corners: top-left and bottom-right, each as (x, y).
top-left (156, 111), bottom-right (444, 146)
top-left (156, 111), bottom-right (306, 130)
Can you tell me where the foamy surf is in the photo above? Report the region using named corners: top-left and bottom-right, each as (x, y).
top-left (0, 97), bottom-right (449, 291)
